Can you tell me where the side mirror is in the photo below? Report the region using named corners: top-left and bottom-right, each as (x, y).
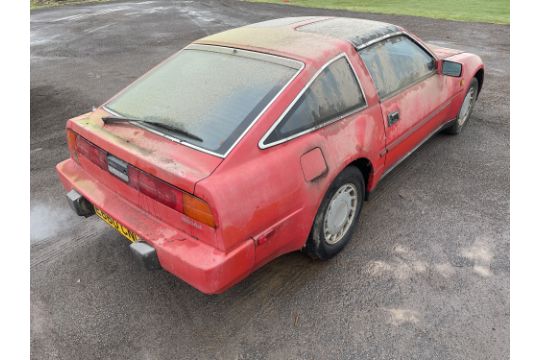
top-left (441, 60), bottom-right (463, 77)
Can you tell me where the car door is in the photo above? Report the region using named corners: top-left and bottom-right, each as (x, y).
top-left (359, 35), bottom-right (447, 169)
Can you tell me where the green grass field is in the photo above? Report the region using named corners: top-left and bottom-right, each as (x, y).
top-left (247, 0), bottom-right (509, 24)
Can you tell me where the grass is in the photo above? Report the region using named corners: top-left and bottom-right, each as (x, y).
top-left (31, 0), bottom-right (111, 10)
top-left (247, 0), bottom-right (509, 24)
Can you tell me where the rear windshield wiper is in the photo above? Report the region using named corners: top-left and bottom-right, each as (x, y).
top-left (102, 116), bottom-right (203, 142)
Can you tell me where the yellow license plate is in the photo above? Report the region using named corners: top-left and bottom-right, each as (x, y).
top-left (95, 208), bottom-right (139, 242)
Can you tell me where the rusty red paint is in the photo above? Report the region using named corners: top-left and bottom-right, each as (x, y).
top-left (56, 17), bottom-right (484, 294)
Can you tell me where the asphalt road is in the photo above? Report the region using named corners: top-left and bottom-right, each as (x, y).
top-left (30, 1), bottom-right (510, 359)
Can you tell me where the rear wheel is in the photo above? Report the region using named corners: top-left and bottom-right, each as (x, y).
top-left (305, 167), bottom-right (364, 260)
top-left (445, 78), bottom-right (479, 135)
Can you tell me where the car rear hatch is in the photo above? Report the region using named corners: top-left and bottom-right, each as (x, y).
top-left (66, 109), bottom-right (222, 240)
top-left (69, 109), bottom-right (222, 192)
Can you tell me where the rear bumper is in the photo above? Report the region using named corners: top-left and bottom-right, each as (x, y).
top-left (56, 158), bottom-right (255, 294)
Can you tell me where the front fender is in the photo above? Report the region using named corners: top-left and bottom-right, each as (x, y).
top-left (447, 52), bottom-right (485, 94)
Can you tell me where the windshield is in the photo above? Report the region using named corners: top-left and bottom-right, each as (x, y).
top-left (105, 45), bottom-right (301, 156)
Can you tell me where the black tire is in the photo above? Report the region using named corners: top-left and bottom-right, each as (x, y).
top-left (305, 166), bottom-right (364, 260)
top-left (445, 78), bottom-right (479, 135)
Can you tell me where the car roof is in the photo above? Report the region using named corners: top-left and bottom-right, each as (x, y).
top-left (296, 17), bottom-right (401, 49)
top-left (194, 17), bottom-right (402, 63)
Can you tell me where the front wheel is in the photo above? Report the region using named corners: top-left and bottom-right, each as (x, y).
top-left (305, 167), bottom-right (364, 260)
top-left (445, 78), bottom-right (479, 135)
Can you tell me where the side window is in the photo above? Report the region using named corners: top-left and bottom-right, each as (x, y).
top-left (264, 56), bottom-right (366, 145)
top-left (359, 35), bottom-right (435, 99)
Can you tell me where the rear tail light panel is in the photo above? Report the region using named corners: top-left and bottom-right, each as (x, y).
top-left (76, 135), bottom-right (108, 170)
top-left (66, 128), bottom-right (79, 163)
top-left (66, 129), bottom-right (217, 228)
top-left (128, 166), bottom-right (184, 213)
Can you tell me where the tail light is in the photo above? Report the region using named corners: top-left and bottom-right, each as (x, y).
top-left (128, 166), bottom-right (184, 213)
top-left (66, 128), bottom-right (79, 163)
top-left (65, 128), bottom-right (217, 228)
top-left (76, 136), bottom-right (108, 170)
top-left (67, 128), bottom-right (107, 170)
top-left (128, 167), bottom-right (216, 227)
top-left (183, 194), bottom-right (216, 228)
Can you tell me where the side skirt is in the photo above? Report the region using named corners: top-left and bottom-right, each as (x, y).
top-left (379, 118), bottom-right (457, 182)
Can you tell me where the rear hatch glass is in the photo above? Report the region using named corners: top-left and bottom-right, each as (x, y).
top-left (105, 44), bottom-right (302, 156)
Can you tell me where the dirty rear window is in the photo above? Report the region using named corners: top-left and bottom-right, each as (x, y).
top-left (264, 56), bottom-right (365, 145)
top-left (105, 45), bottom-right (301, 156)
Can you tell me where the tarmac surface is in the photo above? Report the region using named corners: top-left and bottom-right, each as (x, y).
top-left (30, 1), bottom-right (509, 359)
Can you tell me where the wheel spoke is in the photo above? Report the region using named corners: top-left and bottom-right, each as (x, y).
top-left (458, 86), bottom-right (477, 126)
top-left (323, 183), bottom-right (359, 245)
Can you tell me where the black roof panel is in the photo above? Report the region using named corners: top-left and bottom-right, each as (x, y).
top-left (297, 18), bottom-right (401, 48)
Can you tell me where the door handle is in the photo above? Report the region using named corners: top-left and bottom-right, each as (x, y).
top-left (388, 111), bottom-right (400, 126)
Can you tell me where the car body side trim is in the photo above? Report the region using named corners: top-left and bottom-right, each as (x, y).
top-left (385, 94), bottom-right (457, 153)
top-left (379, 117), bottom-right (456, 181)
top-left (355, 31), bottom-right (438, 60)
top-left (259, 52), bottom-right (369, 149)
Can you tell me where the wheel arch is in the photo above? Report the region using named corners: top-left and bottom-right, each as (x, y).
top-left (474, 68), bottom-right (484, 96)
top-left (346, 157), bottom-right (374, 200)
top-left (310, 156), bottom-right (374, 234)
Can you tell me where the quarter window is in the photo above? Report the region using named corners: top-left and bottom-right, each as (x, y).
top-left (359, 35), bottom-right (435, 99)
top-left (264, 56), bottom-right (366, 145)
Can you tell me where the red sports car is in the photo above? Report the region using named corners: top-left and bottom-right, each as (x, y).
top-left (57, 17), bottom-right (484, 294)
